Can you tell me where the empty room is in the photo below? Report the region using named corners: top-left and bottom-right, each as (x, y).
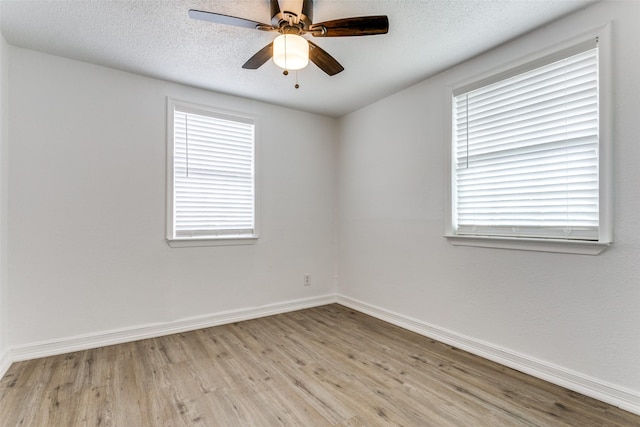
top-left (0, 0), bottom-right (639, 425)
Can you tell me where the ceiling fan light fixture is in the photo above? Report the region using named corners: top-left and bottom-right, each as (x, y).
top-left (273, 34), bottom-right (309, 70)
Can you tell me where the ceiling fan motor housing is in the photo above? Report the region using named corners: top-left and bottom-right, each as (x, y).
top-left (271, 0), bottom-right (313, 30)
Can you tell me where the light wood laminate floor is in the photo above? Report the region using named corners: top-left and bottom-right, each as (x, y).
top-left (1, 304), bottom-right (638, 426)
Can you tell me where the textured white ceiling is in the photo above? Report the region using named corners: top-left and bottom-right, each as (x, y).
top-left (0, 0), bottom-right (595, 117)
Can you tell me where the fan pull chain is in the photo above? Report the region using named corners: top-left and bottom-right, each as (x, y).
top-left (281, 69), bottom-right (300, 89)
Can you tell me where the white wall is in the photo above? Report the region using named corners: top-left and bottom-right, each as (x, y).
top-left (0, 32), bottom-right (9, 373)
top-left (338, 0), bottom-right (640, 410)
top-left (7, 48), bottom-right (337, 347)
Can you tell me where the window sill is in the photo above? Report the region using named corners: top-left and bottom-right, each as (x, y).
top-left (444, 234), bottom-right (610, 255)
top-left (167, 236), bottom-right (258, 248)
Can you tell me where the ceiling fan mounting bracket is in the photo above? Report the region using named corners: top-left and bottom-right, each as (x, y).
top-left (256, 24), bottom-right (276, 32)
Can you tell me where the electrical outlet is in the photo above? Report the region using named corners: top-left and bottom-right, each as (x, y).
top-left (304, 274), bottom-right (311, 286)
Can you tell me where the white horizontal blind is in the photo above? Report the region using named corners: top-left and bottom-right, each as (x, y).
top-left (173, 108), bottom-right (255, 238)
top-left (453, 44), bottom-right (599, 240)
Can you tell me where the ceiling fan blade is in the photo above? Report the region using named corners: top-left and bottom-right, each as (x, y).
top-left (242, 42), bottom-right (274, 69)
top-left (188, 9), bottom-right (274, 31)
top-left (308, 41), bottom-right (344, 76)
top-left (310, 16), bottom-right (389, 37)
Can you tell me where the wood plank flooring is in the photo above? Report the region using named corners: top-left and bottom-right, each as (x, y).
top-left (1, 304), bottom-right (638, 426)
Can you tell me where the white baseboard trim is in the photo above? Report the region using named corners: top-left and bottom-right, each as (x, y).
top-left (336, 295), bottom-right (640, 416)
top-left (4, 293), bottom-right (639, 416)
top-left (8, 294), bottom-right (337, 364)
top-left (0, 349), bottom-right (11, 379)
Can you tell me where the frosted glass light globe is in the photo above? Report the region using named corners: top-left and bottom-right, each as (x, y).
top-left (273, 34), bottom-right (309, 70)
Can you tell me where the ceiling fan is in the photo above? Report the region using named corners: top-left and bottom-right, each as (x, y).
top-left (188, 0), bottom-right (389, 76)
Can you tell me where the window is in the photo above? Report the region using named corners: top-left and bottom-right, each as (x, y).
top-left (447, 29), bottom-right (612, 254)
top-left (167, 99), bottom-right (257, 247)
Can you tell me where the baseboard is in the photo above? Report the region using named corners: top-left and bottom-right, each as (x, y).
top-left (8, 294), bottom-right (337, 364)
top-left (0, 349), bottom-right (11, 379)
top-left (336, 295), bottom-right (640, 416)
top-left (4, 293), bottom-right (639, 417)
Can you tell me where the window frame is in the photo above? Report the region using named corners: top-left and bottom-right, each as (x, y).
top-left (445, 24), bottom-right (612, 255)
top-left (166, 98), bottom-right (259, 248)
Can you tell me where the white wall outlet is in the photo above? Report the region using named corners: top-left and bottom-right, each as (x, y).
top-left (304, 274), bottom-right (311, 286)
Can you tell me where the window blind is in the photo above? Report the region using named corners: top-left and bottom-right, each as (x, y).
top-left (173, 108), bottom-right (255, 238)
top-left (453, 45), bottom-right (599, 240)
